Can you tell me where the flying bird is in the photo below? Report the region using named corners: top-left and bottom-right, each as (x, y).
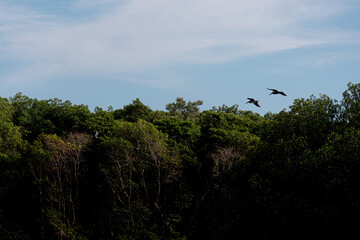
top-left (267, 88), bottom-right (287, 96)
top-left (246, 98), bottom-right (261, 108)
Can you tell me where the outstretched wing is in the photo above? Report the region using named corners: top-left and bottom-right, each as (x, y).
top-left (247, 97), bottom-right (255, 101)
top-left (267, 88), bottom-right (277, 91)
top-left (254, 102), bottom-right (261, 107)
top-left (279, 91), bottom-right (287, 96)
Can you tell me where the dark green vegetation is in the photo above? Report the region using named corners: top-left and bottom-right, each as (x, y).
top-left (1, 82), bottom-right (360, 239)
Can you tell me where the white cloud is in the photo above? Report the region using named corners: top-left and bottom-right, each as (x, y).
top-left (0, 0), bottom-right (359, 86)
top-left (2, 62), bottom-right (64, 86)
top-left (74, 0), bottom-right (127, 8)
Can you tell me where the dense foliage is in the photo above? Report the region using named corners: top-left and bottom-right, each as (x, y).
top-left (0, 83), bottom-right (360, 239)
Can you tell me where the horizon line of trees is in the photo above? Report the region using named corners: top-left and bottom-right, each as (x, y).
top-left (0, 82), bottom-right (360, 239)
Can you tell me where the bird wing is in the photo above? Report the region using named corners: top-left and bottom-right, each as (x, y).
top-left (247, 98), bottom-right (255, 101)
top-left (254, 102), bottom-right (261, 107)
top-left (267, 88), bottom-right (277, 91)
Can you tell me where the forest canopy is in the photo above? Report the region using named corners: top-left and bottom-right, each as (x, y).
top-left (1, 82), bottom-right (360, 239)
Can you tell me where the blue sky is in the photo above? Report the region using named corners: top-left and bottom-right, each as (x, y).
top-left (1, 0), bottom-right (360, 115)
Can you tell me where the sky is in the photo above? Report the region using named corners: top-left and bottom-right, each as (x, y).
top-left (0, 0), bottom-right (360, 115)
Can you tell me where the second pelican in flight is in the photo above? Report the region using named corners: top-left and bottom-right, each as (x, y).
top-left (246, 98), bottom-right (261, 107)
top-left (267, 88), bottom-right (287, 96)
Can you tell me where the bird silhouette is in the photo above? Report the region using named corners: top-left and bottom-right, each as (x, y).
top-left (267, 88), bottom-right (287, 96)
top-left (246, 98), bottom-right (261, 107)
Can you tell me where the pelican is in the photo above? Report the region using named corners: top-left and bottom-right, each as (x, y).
top-left (267, 88), bottom-right (287, 96)
top-left (246, 98), bottom-right (261, 107)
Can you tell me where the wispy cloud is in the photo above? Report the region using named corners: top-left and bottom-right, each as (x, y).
top-left (0, 0), bottom-right (359, 86)
top-left (72, 0), bottom-right (126, 8)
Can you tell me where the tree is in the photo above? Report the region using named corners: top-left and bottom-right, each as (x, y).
top-left (239, 92), bottom-right (360, 239)
top-left (284, 94), bottom-right (339, 150)
top-left (0, 97), bottom-right (24, 159)
top-left (100, 119), bottom-right (183, 238)
top-left (341, 82), bottom-right (360, 128)
top-left (153, 117), bottom-right (200, 148)
top-left (113, 98), bottom-right (153, 122)
top-left (85, 107), bottom-right (115, 138)
top-left (4, 84), bottom-right (360, 239)
top-left (0, 97), bottom-right (28, 239)
top-left (30, 133), bottom-right (92, 239)
top-left (199, 111), bottom-right (261, 152)
top-left (166, 97), bottom-right (203, 120)
top-left (10, 93), bottom-right (91, 141)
